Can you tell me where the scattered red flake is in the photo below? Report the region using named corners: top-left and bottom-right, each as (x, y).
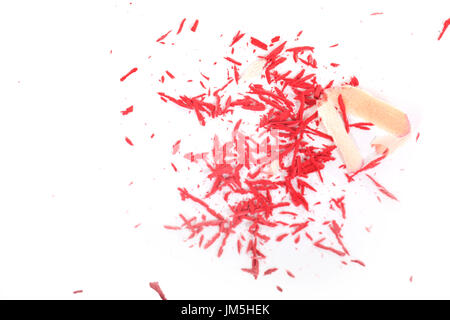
top-left (349, 76), bottom-right (359, 87)
top-left (370, 12), bottom-right (384, 16)
top-left (276, 233), bottom-right (289, 242)
top-left (250, 37), bottom-right (268, 50)
top-left (120, 67), bottom-right (138, 82)
top-left (177, 18), bottom-right (186, 35)
top-left (331, 196), bottom-right (346, 219)
top-left (338, 94), bottom-right (350, 133)
top-left (264, 268), bottom-right (278, 276)
top-left (73, 290), bottom-right (83, 294)
top-left (329, 43), bottom-right (339, 48)
top-left (314, 238), bottom-right (346, 257)
top-left (149, 282), bottom-right (167, 300)
top-left (349, 122), bottom-right (374, 130)
top-left (276, 286), bottom-right (283, 292)
top-left (230, 31), bottom-right (245, 47)
top-left (156, 30), bottom-right (172, 43)
top-left (125, 137), bottom-right (134, 146)
top-left (271, 36), bottom-right (280, 43)
top-left (330, 63), bottom-right (340, 67)
top-left (350, 259), bottom-right (366, 267)
top-left (171, 163), bottom-right (178, 172)
top-left (121, 105), bottom-right (134, 116)
top-left (365, 174), bottom-right (398, 201)
top-left (416, 132), bottom-right (420, 142)
top-left (231, 66), bottom-right (238, 84)
top-left (134, 223), bottom-right (141, 228)
top-left (224, 56), bottom-right (242, 66)
top-left (164, 225), bottom-right (181, 230)
top-left (191, 19), bottom-right (199, 32)
top-left (166, 71), bottom-right (175, 79)
top-left (347, 152), bottom-right (388, 181)
top-left (437, 18), bottom-right (450, 40)
top-left (410, 276), bottom-right (413, 283)
top-left (286, 270), bottom-right (295, 278)
top-left (172, 140), bottom-right (181, 154)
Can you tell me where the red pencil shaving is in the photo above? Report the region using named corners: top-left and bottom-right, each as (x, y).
top-left (120, 67), bottom-right (138, 82)
top-left (121, 21), bottom-right (412, 285)
top-left (250, 37), bottom-right (268, 50)
top-left (156, 30), bottom-right (172, 43)
top-left (121, 105), bottom-right (134, 116)
top-left (438, 18), bottom-right (450, 40)
top-left (191, 19), bottom-right (199, 32)
top-left (365, 174), bottom-right (398, 201)
top-left (149, 282), bottom-right (167, 300)
top-left (125, 136), bottom-right (134, 146)
top-left (177, 18), bottom-right (186, 35)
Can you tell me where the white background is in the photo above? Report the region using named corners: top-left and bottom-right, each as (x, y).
top-left (0, 0), bottom-right (449, 299)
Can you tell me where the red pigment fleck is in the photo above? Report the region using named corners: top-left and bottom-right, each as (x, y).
top-left (370, 12), bottom-right (384, 16)
top-left (134, 223), bottom-right (141, 228)
top-left (329, 43), bottom-right (339, 48)
top-left (338, 94), bottom-right (350, 133)
top-left (191, 19), bottom-right (199, 32)
top-left (276, 233), bottom-right (289, 241)
top-left (365, 174), bottom-right (398, 201)
top-left (171, 163), bottom-right (178, 172)
top-left (166, 71), bottom-right (175, 79)
top-left (286, 270), bottom-right (295, 278)
top-left (125, 137), bottom-right (134, 146)
top-left (230, 31), bottom-right (245, 47)
top-left (330, 63), bottom-right (340, 67)
top-left (121, 105), bottom-right (134, 116)
top-left (331, 197), bottom-right (346, 219)
top-left (276, 286), bottom-right (283, 292)
top-left (156, 30), bottom-right (172, 43)
top-left (348, 152), bottom-right (388, 181)
top-left (149, 282), bottom-right (167, 300)
top-left (416, 132), bottom-right (420, 142)
top-left (120, 67), bottom-right (138, 82)
top-left (438, 18), bottom-right (450, 40)
top-left (73, 290), bottom-right (83, 294)
top-left (264, 268), bottom-right (278, 276)
top-left (349, 76), bottom-right (359, 87)
top-left (314, 239), bottom-right (346, 257)
top-left (177, 18), bottom-right (186, 35)
top-left (350, 259), bottom-right (366, 267)
top-left (410, 276), bottom-right (413, 283)
top-left (172, 140), bottom-right (181, 154)
top-left (224, 56), bottom-right (242, 66)
top-left (250, 37), bottom-right (268, 50)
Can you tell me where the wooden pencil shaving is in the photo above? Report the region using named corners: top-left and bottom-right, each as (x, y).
top-left (241, 59), bottom-right (266, 82)
top-left (318, 100), bottom-right (363, 173)
top-left (318, 85), bottom-right (411, 171)
top-left (324, 86), bottom-right (411, 137)
top-left (371, 134), bottom-right (410, 155)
